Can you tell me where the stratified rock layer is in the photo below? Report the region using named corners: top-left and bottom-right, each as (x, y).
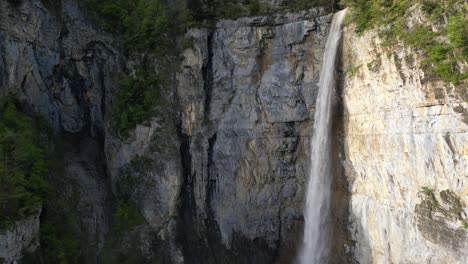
top-left (341, 25), bottom-right (468, 264)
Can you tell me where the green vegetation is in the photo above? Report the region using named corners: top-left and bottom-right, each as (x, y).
top-left (447, 14), bottom-right (468, 57)
top-left (39, 197), bottom-right (81, 264)
top-left (111, 156), bottom-right (148, 234)
top-left (82, 0), bottom-right (189, 136)
top-left (342, 0), bottom-right (468, 85)
top-left (0, 97), bottom-right (81, 262)
top-left (34, 140), bottom-right (81, 264)
top-left (421, 186), bottom-right (439, 207)
top-left (197, 0), bottom-right (267, 19)
top-left (100, 165), bottom-right (146, 263)
top-left (195, 0), bottom-right (337, 20)
top-left (422, 186), bottom-right (434, 196)
top-left (81, 0), bottom-right (340, 136)
top-left (114, 69), bottom-right (161, 135)
top-left (0, 97), bottom-right (49, 229)
top-left (113, 201), bottom-right (144, 234)
top-left (420, 188), bottom-right (468, 229)
top-left (347, 65), bottom-right (361, 76)
top-left (286, 0), bottom-right (337, 12)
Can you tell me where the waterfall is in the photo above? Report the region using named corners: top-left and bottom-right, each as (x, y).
top-left (299, 9), bottom-right (347, 264)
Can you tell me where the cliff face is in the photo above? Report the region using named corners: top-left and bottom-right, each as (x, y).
top-left (0, 0), bottom-right (117, 262)
top-left (175, 9), bottom-right (332, 263)
top-left (1, 0), bottom-right (466, 263)
top-left (341, 25), bottom-right (468, 264)
top-left (0, 0), bottom-right (334, 262)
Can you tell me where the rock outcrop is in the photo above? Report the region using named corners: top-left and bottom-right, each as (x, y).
top-left (0, 209), bottom-right (41, 264)
top-left (341, 24), bottom-right (468, 264)
top-left (0, 0), bottom-right (118, 136)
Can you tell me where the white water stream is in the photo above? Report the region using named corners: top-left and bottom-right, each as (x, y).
top-left (299, 9), bottom-right (347, 264)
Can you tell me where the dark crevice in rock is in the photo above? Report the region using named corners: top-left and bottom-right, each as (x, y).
top-left (206, 132), bottom-right (217, 205)
top-left (203, 32), bottom-right (214, 119)
top-left (176, 126), bottom-right (198, 263)
top-left (176, 126), bottom-right (220, 264)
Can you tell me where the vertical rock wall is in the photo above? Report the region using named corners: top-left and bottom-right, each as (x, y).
top-left (341, 25), bottom-right (468, 264)
top-left (176, 9), bottom-right (333, 262)
top-left (0, 0), bottom-right (117, 262)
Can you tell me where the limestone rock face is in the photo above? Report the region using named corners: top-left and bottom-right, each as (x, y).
top-left (0, 0), bottom-right (116, 260)
top-left (341, 26), bottom-right (468, 264)
top-left (0, 209), bottom-right (41, 264)
top-left (0, 0), bottom-right (119, 136)
top-left (176, 8), bottom-right (332, 262)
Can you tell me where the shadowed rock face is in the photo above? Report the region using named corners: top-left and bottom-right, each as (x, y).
top-left (0, 0), bottom-right (116, 262)
top-left (0, 0), bottom-right (118, 137)
top-left (0, 210), bottom-right (41, 263)
top-left (175, 9), bottom-right (335, 263)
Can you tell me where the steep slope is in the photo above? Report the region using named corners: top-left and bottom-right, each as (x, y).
top-left (341, 18), bottom-right (467, 264)
top-left (0, 0), bottom-right (117, 262)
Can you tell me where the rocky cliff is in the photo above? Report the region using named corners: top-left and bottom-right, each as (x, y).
top-left (1, 0), bottom-right (466, 263)
top-left (0, 0), bottom-right (117, 262)
top-left (341, 23), bottom-right (468, 264)
top-left (175, 9), bottom-right (333, 263)
top-left (0, 0), bottom-right (336, 263)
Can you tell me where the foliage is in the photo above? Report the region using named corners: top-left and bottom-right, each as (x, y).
top-left (346, 65), bottom-right (361, 76)
top-left (0, 97), bottom-right (80, 262)
top-left (421, 186), bottom-right (439, 207)
top-left (286, 0), bottom-right (338, 12)
top-left (342, 0), bottom-right (468, 85)
top-left (114, 68), bottom-right (161, 135)
top-left (422, 186), bottom-right (434, 196)
top-left (82, 0), bottom-right (188, 135)
top-left (447, 14), bottom-right (468, 57)
top-left (36, 138), bottom-right (81, 264)
top-left (39, 197), bottom-right (81, 264)
top-left (0, 97), bottom-right (50, 229)
top-left (188, 0), bottom-right (266, 20)
top-left (113, 201), bottom-right (144, 234)
top-left (81, 0), bottom-right (342, 136)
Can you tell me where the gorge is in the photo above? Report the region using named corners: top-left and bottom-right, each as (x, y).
top-left (0, 0), bottom-right (467, 264)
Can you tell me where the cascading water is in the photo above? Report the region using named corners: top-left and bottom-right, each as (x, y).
top-left (299, 9), bottom-right (347, 264)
